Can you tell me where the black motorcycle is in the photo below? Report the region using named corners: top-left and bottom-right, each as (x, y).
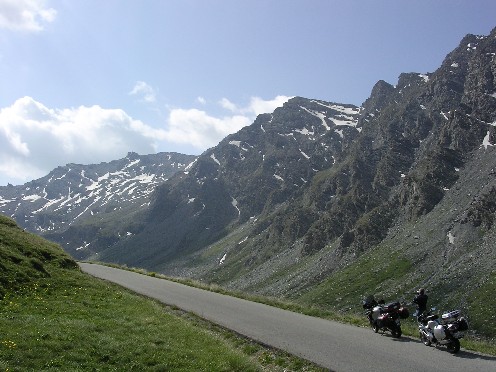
top-left (363, 296), bottom-right (409, 338)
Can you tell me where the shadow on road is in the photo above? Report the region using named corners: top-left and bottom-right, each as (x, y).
top-left (376, 332), bottom-right (415, 342)
top-left (396, 336), bottom-right (496, 361)
top-left (454, 350), bottom-right (496, 362)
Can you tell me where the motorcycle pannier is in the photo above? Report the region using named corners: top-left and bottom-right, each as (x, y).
top-left (457, 317), bottom-right (468, 331)
top-left (433, 325), bottom-right (446, 340)
top-left (372, 306), bottom-right (382, 320)
top-left (398, 307), bottom-right (409, 319)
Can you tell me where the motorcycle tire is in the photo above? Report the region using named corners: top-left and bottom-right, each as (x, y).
top-left (446, 338), bottom-right (460, 354)
top-left (372, 323), bottom-right (379, 333)
top-left (420, 331), bottom-right (431, 346)
top-left (391, 326), bottom-right (402, 338)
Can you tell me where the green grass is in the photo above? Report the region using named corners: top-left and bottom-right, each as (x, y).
top-left (297, 247), bottom-right (412, 309)
top-left (0, 215), bottom-right (325, 371)
top-left (0, 275), bottom-right (258, 371)
top-left (0, 215), bottom-right (77, 299)
top-left (466, 271), bottom-right (496, 338)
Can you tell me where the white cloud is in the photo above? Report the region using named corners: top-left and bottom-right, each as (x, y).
top-left (197, 96), bottom-right (206, 105)
top-left (163, 108), bottom-right (251, 149)
top-left (0, 95), bottom-right (292, 185)
top-left (0, 0), bottom-right (56, 32)
top-left (219, 98), bottom-right (238, 112)
top-left (129, 81), bottom-right (157, 103)
top-left (163, 95), bottom-right (292, 149)
top-left (248, 95), bottom-right (291, 116)
top-left (0, 96), bottom-right (166, 184)
top-left (219, 95), bottom-right (292, 116)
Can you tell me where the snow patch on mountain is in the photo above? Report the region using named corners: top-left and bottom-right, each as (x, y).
top-left (418, 74), bottom-right (430, 82)
top-left (294, 127), bottom-right (314, 136)
top-left (210, 153), bottom-right (221, 166)
top-left (482, 131), bottom-right (494, 149)
top-left (0, 152), bottom-right (196, 234)
top-left (23, 194), bottom-right (42, 202)
top-left (300, 150), bottom-right (310, 159)
top-left (311, 100), bottom-right (361, 115)
top-left (231, 197), bottom-right (240, 216)
top-left (300, 106), bottom-right (330, 131)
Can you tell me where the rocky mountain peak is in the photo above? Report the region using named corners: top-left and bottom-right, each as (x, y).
top-left (126, 151), bottom-right (141, 160)
top-left (362, 80), bottom-right (395, 111)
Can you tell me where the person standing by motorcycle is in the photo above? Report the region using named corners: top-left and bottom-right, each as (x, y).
top-left (413, 288), bottom-right (428, 318)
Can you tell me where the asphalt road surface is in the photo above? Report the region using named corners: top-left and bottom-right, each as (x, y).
top-left (79, 263), bottom-right (496, 372)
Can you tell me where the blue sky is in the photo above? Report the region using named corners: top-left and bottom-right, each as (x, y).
top-left (0, 0), bottom-right (495, 186)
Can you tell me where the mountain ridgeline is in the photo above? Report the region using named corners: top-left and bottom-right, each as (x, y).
top-left (0, 152), bottom-right (196, 259)
top-left (2, 29), bottom-right (495, 334)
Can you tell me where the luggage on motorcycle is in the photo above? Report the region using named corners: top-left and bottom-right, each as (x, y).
top-left (376, 314), bottom-right (389, 328)
top-left (428, 320), bottom-right (438, 330)
top-left (442, 310), bottom-right (461, 323)
top-left (433, 325), bottom-right (446, 340)
top-left (384, 302), bottom-right (401, 311)
top-left (362, 295), bottom-right (377, 309)
top-left (372, 306), bottom-right (382, 320)
top-left (398, 307), bottom-right (409, 319)
top-left (456, 317), bottom-right (468, 331)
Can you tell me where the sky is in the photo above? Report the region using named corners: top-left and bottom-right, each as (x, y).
top-left (0, 0), bottom-right (495, 186)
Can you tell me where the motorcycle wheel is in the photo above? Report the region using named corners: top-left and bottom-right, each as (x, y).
top-left (372, 323), bottom-right (379, 333)
top-left (446, 338), bottom-right (460, 354)
top-left (420, 331), bottom-right (431, 346)
top-left (391, 326), bottom-right (402, 338)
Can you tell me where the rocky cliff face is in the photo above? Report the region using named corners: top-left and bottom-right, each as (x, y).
top-left (97, 98), bottom-right (364, 267)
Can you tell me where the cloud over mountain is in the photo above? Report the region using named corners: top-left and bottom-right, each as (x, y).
top-left (0, 95), bottom-right (291, 185)
top-left (0, 97), bottom-right (161, 183)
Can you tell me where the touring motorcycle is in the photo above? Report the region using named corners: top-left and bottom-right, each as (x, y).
top-left (362, 296), bottom-right (409, 338)
top-left (417, 308), bottom-right (468, 354)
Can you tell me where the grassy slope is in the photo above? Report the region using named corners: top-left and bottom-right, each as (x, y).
top-left (0, 215), bottom-right (323, 371)
top-left (295, 242), bottom-right (496, 354)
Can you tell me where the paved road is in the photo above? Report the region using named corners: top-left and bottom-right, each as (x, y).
top-left (80, 263), bottom-right (496, 372)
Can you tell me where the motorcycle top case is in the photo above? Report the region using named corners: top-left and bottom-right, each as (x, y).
top-left (362, 295), bottom-right (377, 309)
top-left (442, 310), bottom-right (461, 323)
top-left (384, 302), bottom-right (401, 311)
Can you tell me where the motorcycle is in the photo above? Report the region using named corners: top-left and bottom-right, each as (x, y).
top-left (417, 308), bottom-right (468, 354)
top-left (362, 296), bottom-right (409, 338)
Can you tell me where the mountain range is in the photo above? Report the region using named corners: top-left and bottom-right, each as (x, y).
top-left (1, 28), bottom-right (495, 336)
top-left (0, 152), bottom-right (196, 259)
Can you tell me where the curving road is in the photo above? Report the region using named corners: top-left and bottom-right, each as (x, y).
top-left (79, 263), bottom-right (496, 372)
